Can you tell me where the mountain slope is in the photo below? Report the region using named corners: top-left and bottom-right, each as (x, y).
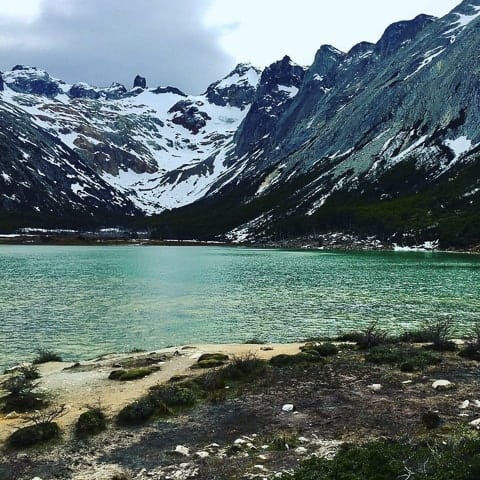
top-left (151, 0), bottom-right (480, 247)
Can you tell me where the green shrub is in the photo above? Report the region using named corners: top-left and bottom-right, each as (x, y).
top-left (301, 342), bottom-right (338, 357)
top-left (221, 354), bottom-right (267, 381)
top-left (117, 397), bottom-right (159, 425)
top-left (198, 353), bottom-right (229, 362)
top-left (270, 352), bottom-right (323, 367)
top-left (33, 349), bottom-right (62, 364)
top-left (1, 373), bottom-right (46, 413)
top-left (197, 359), bottom-right (225, 368)
top-left (108, 367), bottom-right (154, 381)
top-left (283, 439), bottom-right (480, 480)
top-left (399, 327), bottom-right (434, 343)
top-left (76, 408), bottom-right (107, 436)
top-left (149, 384), bottom-right (196, 408)
top-left (8, 422), bottom-right (60, 448)
top-left (365, 346), bottom-right (440, 371)
top-left (356, 322), bottom-right (388, 350)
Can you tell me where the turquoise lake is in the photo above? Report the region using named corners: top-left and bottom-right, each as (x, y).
top-left (1, 245), bottom-right (479, 368)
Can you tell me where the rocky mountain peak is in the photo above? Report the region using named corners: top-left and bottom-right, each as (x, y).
top-left (260, 55), bottom-right (305, 89)
top-left (133, 75), bottom-right (147, 89)
top-left (375, 14), bottom-right (436, 56)
top-left (205, 63), bottom-right (261, 109)
top-left (3, 65), bottom-right (64, 97)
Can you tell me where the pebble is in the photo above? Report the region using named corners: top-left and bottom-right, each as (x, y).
top-left (432, 380), bottom-right (454, 391)
top-left (282, 404), bottom-right (295, 412)
top-left (368, 384), bottom-right (382, 392)
top-left (460, 400), bottom-right (470, 409)
top-left (295, 447), bottom-right (308, 455)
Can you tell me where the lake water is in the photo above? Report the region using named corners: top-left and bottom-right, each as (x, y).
top-left (1, 245), bottom-right (479, 369)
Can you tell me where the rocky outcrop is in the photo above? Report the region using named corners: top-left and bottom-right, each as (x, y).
top-left (205, 63), bottom-right (260, 109)
top-left (0, 72), bottom-right (3, 92)
top-left (168, 100), bottom-right (211, 134)
top-left (69, 83), bottom-right (101, 100)
top-left (6, 65), bottom-right (63, 97)
top-left (133, 75), bottom-right (147, 89)
top-left (234, 55), bottom-right (306, 157)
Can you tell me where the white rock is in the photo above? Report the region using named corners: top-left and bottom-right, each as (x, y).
top-left (234, 438), bottom-right (248, 445)
top-left (5, 411), bottom-right (19, 419)
top-left (282, 404), bottom-right (295, 412)
top-left (473, 400), bottom-right (480, 408)
top-left (460, 400), bottom-right (470, 409)
top-left (195, 451), bottom-right (209, 459)
top-left (402, 380), bottom-right (413, 384)
top-left (257, 454), bottom-right (268, 461)
top-left (298, 436), bottom-right (309, 443)
top-left (368, 384), bottom-right (382, 392)
top-left (432, 380), bottom-right (454, 391)
top-left (31, 477), bottom-right (43, 480)
top-left (469, 418), bottom-right (480, 429)
top-left (174, 445), bottom-right (190, 456)
top-left (295, 447), bottom-right (308, 455)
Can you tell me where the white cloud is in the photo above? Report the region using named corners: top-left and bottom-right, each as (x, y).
top-left (205, 0), bottom-right (461, 67)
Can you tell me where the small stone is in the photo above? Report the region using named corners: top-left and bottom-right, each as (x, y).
top-left (432, 380), bottom-right (454, 391)
top-left (195, 451), bottom-right (209, 459)
top-left (460, 400), bottom-right (470, 409)
top-left (282, 404), bottom-right (295, 412)
top-left (234, 438), bottom-right (248, 445)
top-left (174, 445), bottom-right (190, 456)
top-left (402, 380), bottom-right (413, 384)
top-left (368, 384), bottom-right (382, 392)
top-left (31, 477), bottom-right (43, 480)
top-left (298, 436), bottom-right (309, 443)
top-left (257, 454), bottom-right (268, 461)
top-left (295, 446), bottom-right (308, 455)
top-left (5, 411), bottom-right (19, 419)
top-left (469, 418), bottom-right (480, 429)
top-left (473, 400), bottom-right (480, 408)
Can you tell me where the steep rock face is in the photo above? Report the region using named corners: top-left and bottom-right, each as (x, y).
top-left (205, 63), bottom-right (261, 109)
top-left (234, 56), bottom-right (306, 158)
top-left (0, 100), bottom-right (137, 217)
top-left (164, 0), bottom-right (480, 246)
top-left (133, 75), bottom-right (147, 89)
top-left (0, 73), bottom-right (4, 92)
top-left (374, 14), bottom-right (436, 56)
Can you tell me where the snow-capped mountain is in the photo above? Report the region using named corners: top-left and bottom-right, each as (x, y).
top-left (1, 0), bottom-right (480, 247)
top-left (0, 62), bottom-right (261, 216)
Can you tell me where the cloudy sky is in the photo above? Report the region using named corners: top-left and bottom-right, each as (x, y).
top-left (0, 0), bottom-right (460, 94)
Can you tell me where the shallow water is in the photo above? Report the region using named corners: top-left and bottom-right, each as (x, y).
top-left (1, 245), bottom-right (479, 368)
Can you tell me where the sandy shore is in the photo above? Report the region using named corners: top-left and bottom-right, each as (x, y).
top-left (0, 342), bottom-right (302, 442)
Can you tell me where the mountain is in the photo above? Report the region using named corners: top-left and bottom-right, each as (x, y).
top-left (0, 62), bottom-right (261, 228)
top-left (1, 0), bottom-right (480, 247)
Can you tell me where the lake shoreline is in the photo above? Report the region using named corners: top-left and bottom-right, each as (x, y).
top-left (2, 338), bottom-right (480, 479)
top-left (1, 232), bottom-right (479, 254)
top-left (0, 234), bottom-right (480, 255)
